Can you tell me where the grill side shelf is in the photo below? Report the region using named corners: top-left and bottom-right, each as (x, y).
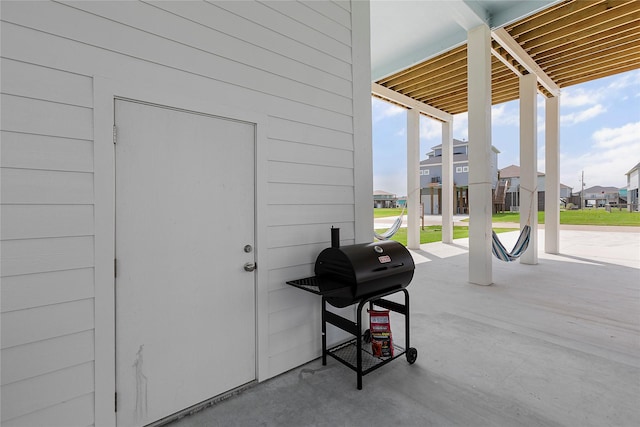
top-left (286, 277), bottom-right (322, 295)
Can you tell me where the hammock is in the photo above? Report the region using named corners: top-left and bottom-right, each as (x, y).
top-left (492, 225), bottom-right (531, 262)
top-left (374, 206), bottom-right (405, 240)
top-left (491, 184), bottom-right (536, 262)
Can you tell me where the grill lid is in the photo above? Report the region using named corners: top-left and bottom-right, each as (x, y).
top-left (314, 239), bottom-right (414, 307)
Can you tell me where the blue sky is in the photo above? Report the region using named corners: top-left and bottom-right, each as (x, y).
top-left (372, 69), bottom-right (640, 196)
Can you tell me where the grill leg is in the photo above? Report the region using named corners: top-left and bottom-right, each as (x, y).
top-left (322, 297), bottom-right (327, 366)
top-left (403, 289), bottom-right (410, 350)
top-left (356, 300), bottom-right (367, 390)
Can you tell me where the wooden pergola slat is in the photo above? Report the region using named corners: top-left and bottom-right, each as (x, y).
top-left (375, 0), bottom-right (640, 115)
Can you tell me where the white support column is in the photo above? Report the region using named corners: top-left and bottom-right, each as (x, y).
top-left (407, 108), bottom-right (421, 250)
top-left (467, 24), bottom-right (493, 285)
top-left (545, 95), bottom-right (560, 254)
top-left (352, 0), bottom-right (373, 244)
top-left (441, 120), bottom-right (454, 243)
top-left (519, 73), bottom-right (538, 264)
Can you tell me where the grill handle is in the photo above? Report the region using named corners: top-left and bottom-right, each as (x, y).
top-left (372, 263), bottom-right (405, 272)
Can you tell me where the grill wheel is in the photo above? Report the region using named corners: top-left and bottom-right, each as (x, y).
top-left (406, 347), bottom-right (418, 364)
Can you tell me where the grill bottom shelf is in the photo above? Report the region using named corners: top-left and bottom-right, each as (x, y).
top-left (328, 339), bottom-right (406, 375)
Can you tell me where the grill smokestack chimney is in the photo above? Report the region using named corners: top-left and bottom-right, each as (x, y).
top-left (331, 227), bottom-right (340, 248)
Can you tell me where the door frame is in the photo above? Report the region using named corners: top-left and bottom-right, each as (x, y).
top-left (93, 76), bottom-right (269, 427)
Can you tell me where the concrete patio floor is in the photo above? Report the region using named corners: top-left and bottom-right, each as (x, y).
top-left (169, 228), bottom-right (640, 427)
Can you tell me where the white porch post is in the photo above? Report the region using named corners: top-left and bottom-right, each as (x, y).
top-left (442, 120), bottom-right (454, 243)
top-left (407, 108), bottom-right (421, 249)
top-left (467, 24), bottom-right (493, 285)
top-left (520, 73), bottom-right (538, 264)
top-left (545, 95), bottom-right (560, 254)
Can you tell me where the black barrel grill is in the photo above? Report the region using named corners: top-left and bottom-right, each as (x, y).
top-left (286, 228), bottom-right (418, 389)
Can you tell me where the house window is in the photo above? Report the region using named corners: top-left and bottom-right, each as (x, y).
top-left (463, 166), bottom-right (469, 172)
top-left (424, 169), bottom-right (429, 175)
top-left (456, 166), bottom-right (462, 173)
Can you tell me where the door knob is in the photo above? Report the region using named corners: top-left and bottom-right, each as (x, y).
top-left (243, 262), bottom-right (256, 272)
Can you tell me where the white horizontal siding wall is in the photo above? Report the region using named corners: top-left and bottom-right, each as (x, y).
top-left (1, 1), bottom-right (370, 425)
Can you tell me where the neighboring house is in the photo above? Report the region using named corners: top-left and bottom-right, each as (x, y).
top-left (499, 165), bottom-right (573, 211)
top-left (583, 185), bottom-right (621, 207)
top-left (626, 162), bottom-right (640, 211)
top-left (419, 139), bottom-right (500, 214)
top-left (0, 2), bottom-right (372, 426)
top-left (374, 190), bottom-right (398, 208)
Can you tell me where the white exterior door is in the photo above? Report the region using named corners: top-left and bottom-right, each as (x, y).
top-left (115, 100), bottom-right (256, 426)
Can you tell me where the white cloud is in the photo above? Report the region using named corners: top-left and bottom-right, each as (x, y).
top-left (559, 121), bottom-right (640, 189)
top-left (560, 71), bottom-right (640, 108)
top-left (561, 104), bottom-right (606, 126)
top-left (592, 121), bottom-right (640, 149)
top-left (492, 104), bottom-right (519, 126)
top-left (419, 116), bottom-right (441, 141)
top-left (452, 112), bottom-right (468, 140)
top-left (561, 88), bottom-right (601, 108)
top-left (606, 69), bottom-right (640, 91)
top-left (372, 98), bottom-right (406, 123)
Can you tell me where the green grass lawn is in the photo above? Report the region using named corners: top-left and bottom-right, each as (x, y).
top-left (491, 209), bottom-right (640, 226)
top-left (374, 207), bottom-right (640, 226)
top-left (374, 226), bottom-right (517, 246)
top-left (374, 208), bottom-right (404, 218)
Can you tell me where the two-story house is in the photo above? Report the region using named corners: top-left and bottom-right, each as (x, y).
top-left (499, 165), bottom-right (573, 211)
top-left (583, 185), bottom-right (622, 208)
top-left (419, 139), bottom-right (499, 214)
top-left (373, 190), bottom-right (398, 208)
top-left (626, 162), bottom-right (639, 211)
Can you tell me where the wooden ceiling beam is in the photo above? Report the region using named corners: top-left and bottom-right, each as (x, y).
top-left (537, 32), bottom-right (639, 67)
top-left (556, 62), bottom-right (640, 88)
top-left (509, 0), bottom-right (626, 40)
top-left (491, 47), bottom-right (525, 77)
top-left (385, 56), bottom-right (467, 92)
top-left (544, 44), bottom-right (640, 77)
top-left (396, 60), bottom-right (510, 98)
top-left (371, 83), bottom-right (452, 122)
top-left (406, 76), bottom-right (466, 100)
top-left (504, 0), bottom-right (573, 33)
top-left (408, 63), bottom-right (515, 101)
top-left (394, 61), bottom-right (468, 94)
top-left (423, 88), bottom-right (468, 106)
top-left (521, 6), bottom-right (640, 53)
top-left (527, 19), bottom-right (639, 59)
top-left (401, 56), bottom-right (511, 96)
top-left (550, 55), bottom-right (640, 81)
top-left (374, 0), bottom-right (639, 116)
top-left (492, 28), bottom-right (560, 96)
top-left (377, 46), bottom-right (467, 87)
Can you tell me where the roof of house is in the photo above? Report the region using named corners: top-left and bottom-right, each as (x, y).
top-left (428, 139), bottom-right (500, 154)
top-left (373, 190), bottom-right (396, 196)
top-left (420, 153), bottom-right (468, 166)
top-left (429, 139), bottom-right (467, 150)
top-left (583, 185), bottom-right (620, 193)
top-left (499, 165), bottom-right (544, 178)
top-left (499, 164), bottom-right (572, 189)
top-left (625, 162), bottom-right (640, 175)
